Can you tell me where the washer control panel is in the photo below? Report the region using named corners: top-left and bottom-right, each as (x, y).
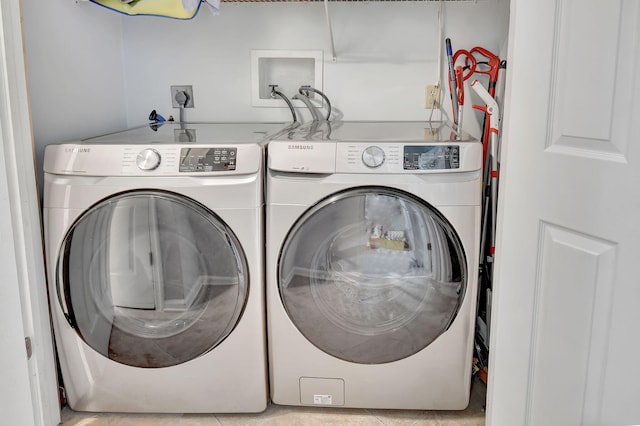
top-left (269, 140), bottom-right (481, 174)
top-left (179, 147), bottom-right (237, 172)
top-left (361, 146), bottom-right (386, 168)
top-left (403, 145), bottom-right (460, 170)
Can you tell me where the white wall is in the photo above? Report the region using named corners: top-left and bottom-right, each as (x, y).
top-left (22, 0), bottom-right (128, 189)
top-left (121, 1), bottom-right (508, 129)
top-left (24, 1), bottom-right (508, 156)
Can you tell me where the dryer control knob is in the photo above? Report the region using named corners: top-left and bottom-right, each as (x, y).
top-left (362, 146), bottom-right (385, 168)
top-left (136, 148), bottom-right (161, 171)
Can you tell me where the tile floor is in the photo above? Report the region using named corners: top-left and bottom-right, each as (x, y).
top-left (60, 377), bottom-right (486, 425)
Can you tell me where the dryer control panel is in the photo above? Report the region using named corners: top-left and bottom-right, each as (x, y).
top-left (179, 147), bottom-right (237, 172)
top-left (403, 145), bottom-right (460, 170)
top-left (43, 144), bottom-right (260, 176)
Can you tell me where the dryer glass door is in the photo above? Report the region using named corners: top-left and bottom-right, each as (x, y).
top-left (57, 190), bottom-right (248, 368)
top-left (278, 187), bottom-right (467, 364)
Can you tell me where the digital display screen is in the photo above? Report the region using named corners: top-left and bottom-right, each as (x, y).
top-left (403, 145), bottom-right (460, 170)
top-left (179, 147), bottom-right (237, 172)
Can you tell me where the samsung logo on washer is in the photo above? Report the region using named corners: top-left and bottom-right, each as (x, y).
top-left (65, 147), bottom-right (91, 153)
top-left (288, 144), bottom-right (314, 150)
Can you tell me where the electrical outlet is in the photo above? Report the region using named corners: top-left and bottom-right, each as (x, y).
top-left (423, 127), bottom-right (440, 141)
top-left (171, 85), bottom-right (194, 108)
top-left (425, 85), bottom-right (440, 109)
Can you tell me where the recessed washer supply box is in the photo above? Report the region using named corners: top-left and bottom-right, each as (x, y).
top-left (251, 50), bottom-right (323, 107)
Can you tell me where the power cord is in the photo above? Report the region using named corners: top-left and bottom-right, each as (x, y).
top-left (175, 90), bottom-right (190, 123)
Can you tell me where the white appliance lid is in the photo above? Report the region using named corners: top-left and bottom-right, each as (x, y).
top-left (80, 121), bottom-right (292, 145)
top-left (272, 121), bottom-right (475, 143)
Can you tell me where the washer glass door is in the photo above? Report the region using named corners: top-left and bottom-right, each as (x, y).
top-left (57, 190), bottom-right (248, 368)
top-left (279, 187), bottom-right (467, 364)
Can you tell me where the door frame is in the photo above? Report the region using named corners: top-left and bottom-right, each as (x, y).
top-left (0, 0), bottom-right (60, 424)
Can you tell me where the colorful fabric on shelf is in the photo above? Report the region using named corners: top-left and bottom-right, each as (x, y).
top-left (89, 0), bottom-right (205, 20)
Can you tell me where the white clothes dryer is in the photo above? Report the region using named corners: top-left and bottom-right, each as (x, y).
top-left (43, 122), bottom-right (289, 413)
top-left (266, 121), bottom-right (482, 410)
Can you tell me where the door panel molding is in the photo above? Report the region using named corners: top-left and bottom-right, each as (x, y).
top-left (548, 0), bottom-right (639, 164)
top-left (527, 222), bottom-right (616, 425)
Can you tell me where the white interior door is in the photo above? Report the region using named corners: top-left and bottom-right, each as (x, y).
top-left (0, 0), bottom-right (60, 424)
top-left (0, 128), bottom-right (36, 426)
top-left (488, 1), bottom-right (640, 425)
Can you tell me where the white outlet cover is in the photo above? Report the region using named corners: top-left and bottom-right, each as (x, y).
top-left (251, 50), bottom-right (323, 108)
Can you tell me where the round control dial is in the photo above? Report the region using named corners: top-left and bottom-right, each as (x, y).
top-left (362, 146), bottom-right (385, 168)
top-left (136, 148), bottom-right (161, 171)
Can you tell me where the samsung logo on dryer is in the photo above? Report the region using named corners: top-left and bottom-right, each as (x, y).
top-left (288, 144), bottom-right (314, 150)
top-left (65, 147), bottom-right (91, 153)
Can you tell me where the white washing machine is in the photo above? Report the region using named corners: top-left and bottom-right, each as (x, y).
top-left (43, 121), bottom-right (289, 413)
top-left (266, 121), bottom-right (482, 410)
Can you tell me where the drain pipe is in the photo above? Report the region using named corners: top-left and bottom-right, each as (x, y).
top-left (292, 93), bottom-right (323, 122)
top-left (299, 86), bottom-right (332, 121)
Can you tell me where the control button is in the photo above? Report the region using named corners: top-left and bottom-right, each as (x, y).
top-left (136, 148), bottom-right (161, 171)
top-left (362, 146), bottom-right (385, 168)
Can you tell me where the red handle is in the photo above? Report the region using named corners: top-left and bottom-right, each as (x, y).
top-left (469, 46), bottom-right (501, 94)
top-left (455, 66), bottom-right (464, 105)
top-left (453, 49), bottom-right (477, 81)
